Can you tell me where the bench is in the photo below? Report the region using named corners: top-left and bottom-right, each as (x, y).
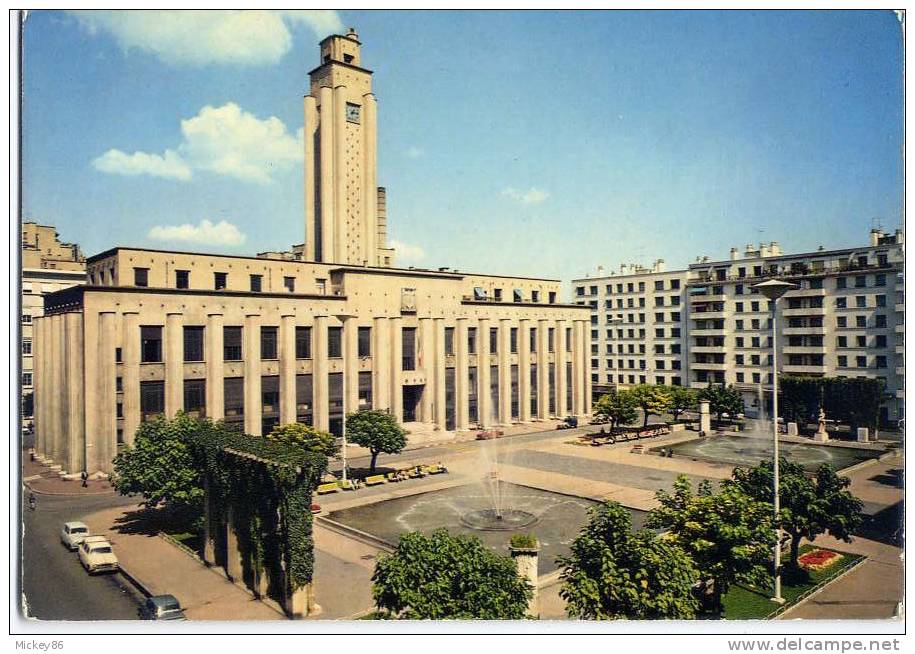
top-left (426, 465), bottom-right (447, 475)
top-left (316, 482), bottom-right (340, 495)
top-left (365, 475), bottom-right (387, 486)
top-left (386, 472), bottom-right (406, 482)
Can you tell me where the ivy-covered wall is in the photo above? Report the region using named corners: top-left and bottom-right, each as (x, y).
top-left (780, 375), bottom-right (885, 430)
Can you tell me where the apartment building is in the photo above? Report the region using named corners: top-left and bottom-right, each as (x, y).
top-left (573, 261), bottom-right (689, 396)
top-left (21, 222), bottom-right (86, 422)
top-left (32, 29), bottom-right (591, 475)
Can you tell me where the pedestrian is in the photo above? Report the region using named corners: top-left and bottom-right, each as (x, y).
top-left (28, 492), bottom-right (36, 511)
top-left (81, 470), bottom-right (88, 488)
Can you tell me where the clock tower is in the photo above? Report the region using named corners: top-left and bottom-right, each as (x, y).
top-left (304, 28), bottom-right (394, 267)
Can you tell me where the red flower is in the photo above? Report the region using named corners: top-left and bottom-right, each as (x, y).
top-left (798, 549), bottom-right (843, 571)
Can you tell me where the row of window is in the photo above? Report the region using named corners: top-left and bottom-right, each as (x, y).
top-left (131, 267), bottom-right (314, 294)
top-left (693, 254), bottom-right (892, 283)
top-left (577, 278), bottom-right (682, 296)
top-left (595, 343), bottom-right (683, 355)
top-left (596, 373), bottom-right (683, 386)
top-left (590, 327), bottom-right (684, 341)
top-left (471, 287), bottom-right (557, 304)
top-left (596, 358), bottom-right (684, 371)
top-left (590, 296), bottom-right (683, 310)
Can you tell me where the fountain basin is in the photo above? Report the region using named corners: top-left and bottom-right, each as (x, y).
top-left (460, 508), bottom-right (539, 531)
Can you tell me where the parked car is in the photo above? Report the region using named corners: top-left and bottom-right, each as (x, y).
top-left (77, 536), bottom-right (119, 574)
top-left (140, 594), bottom-right (187, 620)
top-left (60, 521), bottom-right (90, 550)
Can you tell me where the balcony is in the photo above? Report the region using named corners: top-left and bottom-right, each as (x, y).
top-left (690, 327), bottom-right (727, 336)
top-left (690, 293), bottom-right (727, 303)
top-left (781, 325), bottom-right (825, 335)
top-left (782, 307), bottom-right (827, 317)
top-left (787, 287), bottom-right (827, 297)
top-left (691, 361), bottom-right (728, 371)
top-left (896, 324), bottom-right (905, 334)
top-left (782, 345), bottom-right (827, 354)
top-left (897, 389), bottom-right (905, 399)
top-left (691, 345), bottom-right (725, 354)
top-left (896, 344), bottom-right (905, 354)
top-left (691, 310), bottom-right (728, 320)
top-left (896, 366), bottom-right (905, 377)
top-left (781, 363), bottom-right (826, 374)
top-left (896, 303), bottom-right (905, 312)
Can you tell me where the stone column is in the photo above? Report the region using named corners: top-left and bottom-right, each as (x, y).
top-left (96, 312), bottom-right (117, 474)
top-left (225, 504), bottom-right (244, 583)
top-left (499, 319), bottom-right (512, 425)
top-left (343, 317), bottom-right (359, 418)
top-left (420, 317), bottom-right (435, 423)
top-left (583, 322), bottom-right (593, 415)
top-left (205, 313), bottom-right (224, 421)
top-left (510, 543), bottom-right (540, 618)
top-left (244, 314), bottom-right (262, 436)
top-left (32, 316), bottom-right (44, 459)
top-left (65, 312), bottom-right (85, 475)
top-left (372, 317), bottom-right (390, 411)
top-left (699, 400), bottom-right (711, 434)
top-left (518, 319), bottom-right (532, 423)
top-left (537, 319), bottom-right (549, 419)
top-left (313, 316), bottom-right (329, 431)
top-left (455, 318), bottom-right (470, 430)
top-left (303, 94), bottom-right (317, 262)
top-left (164, 312), bottom-right (184, 418)
top-left (478, 318), bottom-right (492, 428)
top-left (48, 313), bottom-right (62, 466)
top-left (202, 475), bottom-right (217, 566)
top-left (279, 314), bottom-right (297, 425)
top-left (433, 318), bottom-right (447, 429)
top-left (333, 85), bottom-right (348, 263)
top-left (390, 317), bottom-right (403, 422)
top-left (121, 312), bottom-right (140, 447)
top-left (556, 320), bottom-right (568, 416)
top-left (318, 85), bottom-right (335, 263)
top-left (55, 313), bottom-right (69, 470)
top-left (362, 93), bottom-right (377, 265)
top-left (572, 320), bottom-right (585, 417)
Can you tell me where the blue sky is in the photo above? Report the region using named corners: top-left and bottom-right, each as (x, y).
top-left (21, 10), bottom-right (903, 285)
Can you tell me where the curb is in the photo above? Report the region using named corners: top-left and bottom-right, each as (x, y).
top-left (117, 564), bottom-right (154, 599)
top-left (775, 555), bottom-right (870, 620)
top-left (23, 480), bottom-right (115, 497)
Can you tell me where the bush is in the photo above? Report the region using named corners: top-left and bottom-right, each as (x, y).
top-left (509, 533), bottom-right (538, 549)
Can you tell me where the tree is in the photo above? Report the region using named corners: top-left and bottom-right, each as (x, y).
top-left (647, 475), bottom-right (774, 614)
top-left (630, 384), bottom-right (673, 428)
top-left (725, 458), bottom-right (864, 571)
top-left (593, 391), bottom-right (638, 433)
top-left (558, 501), bottom-right (700, 619)
top-left (372, 528), bottom-right (533, 619)
top-left (345, 410), bottom-right (408, 473)
top-left (697, 383), bottom-right (744, 423)
top-left (266, 423), bottom-right (339, 466)
top-left (668, 386), bottom-right (698, 422)
top-left (110, 412), bottom-right (206, 516)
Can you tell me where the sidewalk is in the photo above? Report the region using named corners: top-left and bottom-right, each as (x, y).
top-left (23, 452), bottom-right (114, 496)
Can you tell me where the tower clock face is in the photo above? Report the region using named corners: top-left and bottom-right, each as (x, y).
top-left (346, 103), bottom-right (361, 124)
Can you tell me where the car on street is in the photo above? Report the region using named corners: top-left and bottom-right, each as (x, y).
top-left (60, 521), bottom-right (90, 550)
top-left (77, 536), bottom-right (119, 574)
top-left (140, 594), bottom-right (187, 620)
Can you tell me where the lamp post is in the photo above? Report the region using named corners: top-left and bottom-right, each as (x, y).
top-left (753, 279), bottom-right (796, 604)
top-left (334, 313), bottom-right (355, 484)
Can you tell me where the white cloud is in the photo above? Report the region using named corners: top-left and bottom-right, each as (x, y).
top-left (389, 239), bottom-right (426, 264)
top-left (94, 102), bottom-right (303, 185)
top-left (501, 186), bottom-right (550, 205)
top-left (148, 219), bottom-right (246, 247)
top-left (404, 146), bottom-right (424, 159)
top-left (71, 10), bottom-right (343, 67)
top-left (92, 149), bottom-right (191, 180)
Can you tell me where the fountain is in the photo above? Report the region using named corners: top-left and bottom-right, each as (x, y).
top-left (460, 466), bottom-right (539, 531)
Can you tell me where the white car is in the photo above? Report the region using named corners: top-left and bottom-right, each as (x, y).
top-left (77, 536), bottom-right (119, 574)
top-left (60, 521), bottom-right (90, 550)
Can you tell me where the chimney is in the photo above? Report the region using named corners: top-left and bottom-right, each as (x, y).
top-left (770, 241), bottom-right (781, 256)
top-left (654, 259), bottom-right (666, 273)
top-left (870, 228), bottom-right (881, 247)
top-left (895, 228), bottom-right (905, 245)
top-left (597, 265), bottom-right (605, 277)
top-left (730, 247), bottom-right (739, 261)
top-left (759, 242), bottom-right (769, 257)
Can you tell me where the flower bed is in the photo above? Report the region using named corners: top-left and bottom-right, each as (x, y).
top-left (798, 548), bottom-right (844, 571)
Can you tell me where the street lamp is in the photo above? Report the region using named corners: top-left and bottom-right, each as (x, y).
top-left (753, 278), bottom-right (796, 604)
top-left (334, 313), bottom-right (356, 484)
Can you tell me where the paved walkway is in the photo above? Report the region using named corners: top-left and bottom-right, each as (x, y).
top-left (23, 453), bottom-right (115, 496)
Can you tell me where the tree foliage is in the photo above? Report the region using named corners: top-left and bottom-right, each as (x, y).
top-left (779, 376), bottom-right (823, 425)
top-left (648, 475), bottom-right (774, 614)
top-left (372, 529), bottom-right (533, 619)
top-left (668, 386), bottom-right (698, 422)
top-left (266, 422), bottom-right (339, 464)
top-left (725, 458), bottom-right (864, 570)
top-left (558, 502), bottom-right (700, 620)
top-left (346, 410), bottom-right (408, 472)
top-left (593, 391), bottom-right (639, 432)
top-left (697, 383), bottom-right (744, 423)
top-left (779, 376), bottom-right (885, 430)
top-left (630, 384), bottom-right (673, 428)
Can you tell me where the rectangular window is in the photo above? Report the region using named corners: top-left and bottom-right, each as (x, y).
top-left (329, 373), bottom-right (344, 437)
top-left (328, 326), bottom-right (343, 358)
top-left (468, 366), bottom-right (479, 423)
top-left (284, 276), bottom-right (295, 292)
top-left (836, 336), bottom-right (847, 347)
top-left (855, 275), bottom-right (866, 288)
top-left (838, 356), bottom-right (847, 368)
top-left (183, 379), bottom-right (206, 418)
top-left (134, 267), bottom-right (149, 287)
top-left (183, 326), bottom-right (204, 362)
top-left (514, 289), bottom-right (524, 302)
top-left (116, 347), bottom-right (122, 362)
top-left (115, 376), bottom-right (123, 392)
top-left (214, 272), bottom-right (228, 290)
top-left (837, 316), bottom-right (847, 328)
top-left (22, 372), bottom-right (32, 386)
top-left (358, 371), bottom-right (373, 410)
top-left (260, 326), bottom-right (278, 359)
top-left (531, 290), bottom-right (540, 303)
top-left (856, 296), bottom-right (867, 308)
top-left (876, 294), bottom-right (887, 307)
top-left (510, 327), bottom-right (518, 353)
top-left (856, 316), bottom-right (867, 328)
top-left (875, 314), bottom-right (886, 328)
top-left (402, 327), bottom-right (416, 370)
top-left (22, 339), bottom-right (31, 355)
top-left (876, 334), bottom-right (887, 348)
top-left (548, 363), bottom-right (556, 414)
top-left (296, 326), bottom-right (311, 359)
top-left (21, 313), bottom-right (32, 324)
top-left (445, 327), bottom-right (455, 356)
top-left (493, 288), bottom-right (503, 302)
top-left (875, 273), bottom-right (886, 287)
top-left (548, 328), bottom-right (555, 352)
top-left (358, 326), bottom-right (372, 357)
top-left (175, 270), bottom-right (189, 289)
top-left (529, 364), bottom-right (538, 415)
top-left (529, 328), bottom-right (537, 353)
top-left (566, 328), bottom-right (572, 352)
top-left (223, 377), bottom-right (244, 426)
top-left (490, 327), bottom-right (499, 354)
top-left (296, 374), bottom-right (313, 425)
top-left (250, 274), bottom-right (263, 292)
top-left (224, 326), bottom-right (243, 361)
top-left (856, 356), bottom-right (867, 368)
top-left (261, 376), bottom-right (280, 427)
top-left (836, 297), bottom-right (847, 309)
top-left (490, 365), bottom-right (500, 423)
top-left (140, 326), bottom-right (162, 363)
top-left (140, 381), bottom-right (165, 420)
top-left (468, 327), bottom-right (477, 354)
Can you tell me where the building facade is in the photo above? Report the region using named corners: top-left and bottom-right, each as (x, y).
top-left (21, 222), bottom-right (86, 422)
top-left (32, 30), bottom-right (591, 475)
top-left (577, 229), bottom-right (904, 424)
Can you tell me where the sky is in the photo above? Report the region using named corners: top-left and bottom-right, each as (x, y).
top-left (21, 10), bottom-right (903, 290)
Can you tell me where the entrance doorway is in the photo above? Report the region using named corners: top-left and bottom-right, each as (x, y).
top-left (403, 385), bottom-right (424, 422)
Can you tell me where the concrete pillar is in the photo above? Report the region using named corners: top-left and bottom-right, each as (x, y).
top-left (333, 85), bottom-right (347, 263)
top-left (313, 316), bottom-right (329, 431)
top-left (390, 317), bottom-right (403, 422)
top-left (556, 321), bottom-right (568, 416)
top-left (65, 312), bottom-right (85, 474)
top-left (372, 317), bottom-right (390, 411)
top-left (519, 319), bottom-right (532, 423)
top-left (699, 400), bottom-right (711, 434)
top-left (572, 320), bottom-right (585, 417)
top-left (583, 322), bottom-right (593, 416)
top-left (537, 320), bottom-right (549, 419)
top-left (56, 313), bottom-right (70, 470)
top-left (303, 94), bottom-right (317, 262)
top-left (244, 314), bottom-right (262, 436)
top-left (164, 312), bottom-right (184, 418)
top-left (203, 475), bottom-right (217, 566)
top-left (455, 318), bottom-right (470, 430)
top-left (48, 313), bottom-right (62, 465)
top-left (318, 85), bottom-right (335, 263)
top-left (96, 312), bottom-right (117, 474)
top-left (343, 317), bottom-right (359, 418)
top-left (205, 313), bottom-right (225, 421)
top-left (478, 318), bottom-right (492, 428)
top-left (433, 318), bottom-right (446, 429)
top-left (499, 319), bottom-right (512, 425)
top-left (362, 93), bottom-right (377, 265)
top-left (225, 505), bottom-right (243, 583)
top-left (32, 316), bottom-right (43, 459)
top-left (121, 312), bottom-right (140, 447)
top-left (420, 317), bottom-right (434, 423)
top-left (279, 314), bottom-right (297, 425)
top-left (510, 543), bottom-right (540, 618)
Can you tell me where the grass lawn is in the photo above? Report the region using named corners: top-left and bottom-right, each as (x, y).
top-left (165, 530), bottom-right (203, 556)
top-left (722, 544), bottom-right (865, 620)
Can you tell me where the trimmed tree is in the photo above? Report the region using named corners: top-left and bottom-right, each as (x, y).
top-left (372, 528), bottom-right (533, 619)
top-left (668, 386), bottom-right (698, 422)
top-left (725, 458), bottom-right (864, 571)
top-left (697, 383), bottom-right (744, 424)
top-left (648, 475), bottom-right (774, 614)
top-left (630, 384), bottom-right (673, 428)
top-left (593, 391), bottom-right (638, 433)
top-left (558, 501), bottom-right (700, 619)
top-left (266, 423), bottom-right (339, 466)
top-left (345, 410), bottom-right (408, 473)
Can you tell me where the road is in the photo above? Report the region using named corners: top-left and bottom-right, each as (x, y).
top-left (19, 489), bottom-right (148, 621)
